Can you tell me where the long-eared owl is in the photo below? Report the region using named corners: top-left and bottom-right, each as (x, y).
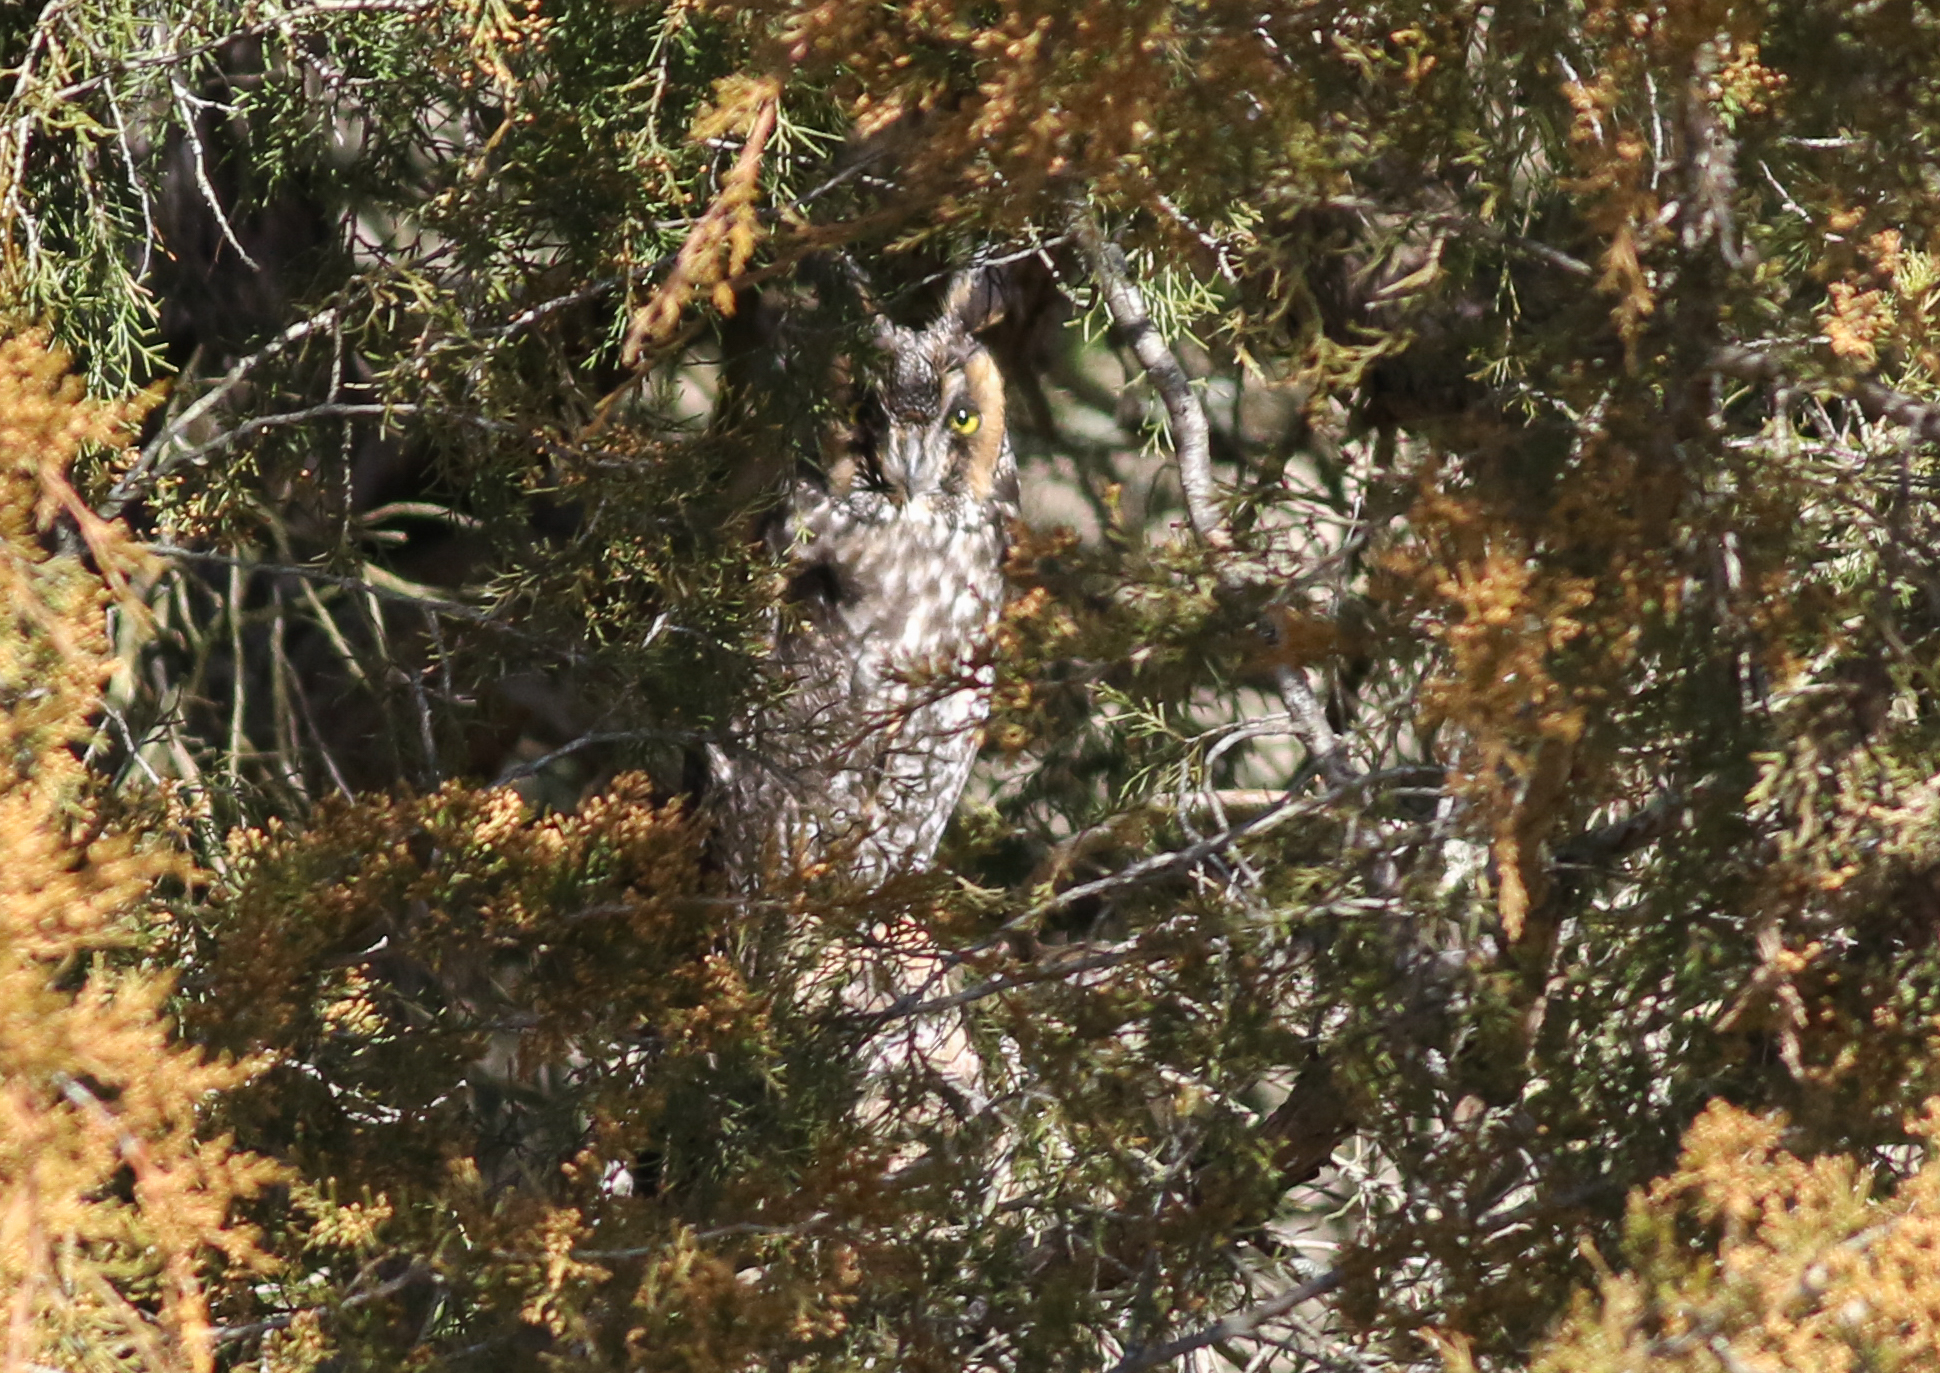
top-left (712, 271), bottom-right (1017, 889)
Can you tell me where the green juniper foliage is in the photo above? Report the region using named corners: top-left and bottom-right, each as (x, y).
top-left (12, 0), bottom-right (1940, 1369)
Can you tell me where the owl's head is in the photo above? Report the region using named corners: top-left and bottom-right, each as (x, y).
top-left (851, 270), bottom-right (1013, 505)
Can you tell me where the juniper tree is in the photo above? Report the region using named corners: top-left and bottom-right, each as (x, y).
top-left (10, 2), bottom-right (1940, 1370)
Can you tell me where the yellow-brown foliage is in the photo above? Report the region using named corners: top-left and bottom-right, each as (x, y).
top-left (193, 776), bottom-right (717, 1078)
top-left (1383, 440), bottom-right (1684, 944)
top-left (181, 773), bottom-right (979, 1369)
top-left (1561, 0), bottom-right (1781, 355)
top-left (1532, 1098), bottom-right (1940, 1373)
top-left (700, 0), bottom-right (1318, 244)
top-left (624, 74), bottom-right (782, 364)
top-left (0, 331), bottom-right (276, 1372)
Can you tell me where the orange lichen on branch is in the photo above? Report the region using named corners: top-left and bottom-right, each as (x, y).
top-left (0, 329), bottom-right (277, 1372)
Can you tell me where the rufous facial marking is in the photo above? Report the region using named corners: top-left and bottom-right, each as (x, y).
top-left (960, 349), bottom-right (1006, 502)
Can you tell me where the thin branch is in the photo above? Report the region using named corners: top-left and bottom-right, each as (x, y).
top-left (409, 612), bottom-right (440, 786)
top-left (50, 0), bottom-right (440, 103)
top-left (861, 947), bottom-right (1133, 1024)
top-left (0, 3), bottom-right (64, 270)
top-left (103, 80), bottom-right (156, 281)
top-left (226, 561), bottom-right (249, 783)
top-left (575, 1214), bottom-right (836, 1261)
top-left (169, 75), bottom-right (259, 272)
top-left (1027, 767), bottom-right (1428, 923)
top-left (1433, 212), bottom-right (1594, 277)
top-left (1102, 1269), bottom-right (1345, 1373)
top-left (105, 307), bottom-right (342, 519)
top-left (492, 728), bottom-right (690, 783)
top-left (165, 401), bottom-right (423, 467)
top-left (1071, 212), bottom-right (1369, 786)
top-left (1030, 794), bottom-right (1312, 920)
top-left (1712, 345), bottom-right (1940, 444)
top-left (136, 396), bottom-right (511, 499)
top-left (1778, 135), bottom-right (1869, 150)
top-left (490, 273), bottom-right (636, 342)
top-left (141, 544), bottom-right (497, 626)
top-left (212, 1262), bottom-right (434, 1348)
top-left (266, 586), bottom-right (311, 802)
top-left (1096, 1151), bottom-right (1601, 1373)
top-left (282, 651), bottom-right (354, 799)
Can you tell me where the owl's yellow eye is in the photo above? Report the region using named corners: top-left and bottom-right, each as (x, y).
top-left (946, 405), bottom-right (981, 436)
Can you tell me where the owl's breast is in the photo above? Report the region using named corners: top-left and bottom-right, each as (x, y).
top-left (788, 489), bottom-right (1010, 672)
top-left (716, 481), bottom-right (1013, 885)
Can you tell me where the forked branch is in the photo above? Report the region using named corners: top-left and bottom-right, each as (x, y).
top-left (1712, 344), bottom-right (1940, 443)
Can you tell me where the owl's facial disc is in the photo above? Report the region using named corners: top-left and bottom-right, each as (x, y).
top-left (866, 319), bottom-right (1005, 501)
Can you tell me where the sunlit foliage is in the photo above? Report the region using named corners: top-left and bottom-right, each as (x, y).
top-left (0, 331), bottom-right (275, 1372)
top-left (1533, 1099), bottom-right (1940, 1373)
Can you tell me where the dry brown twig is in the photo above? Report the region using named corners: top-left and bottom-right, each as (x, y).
top-left (621, 80), bottom-right (781, 368)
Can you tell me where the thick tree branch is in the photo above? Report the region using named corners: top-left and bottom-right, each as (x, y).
top-left (1552, 788), bottom-right (1690, 871)
top-left (1275, 665), bottom-right (1352, 786)
top-left (1072, 212), bottom-right (1360, 784)
top-left (1071, 214), bottom-right (1228, 552)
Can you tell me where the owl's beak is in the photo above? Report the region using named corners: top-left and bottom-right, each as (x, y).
top-left (879, 423), bottom-right (943, 501)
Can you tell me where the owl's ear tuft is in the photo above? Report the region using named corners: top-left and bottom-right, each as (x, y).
top-left (942, 267), bottom-right (1007, 336)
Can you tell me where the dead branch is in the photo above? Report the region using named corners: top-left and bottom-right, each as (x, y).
top-left (106, 306), bottom-right (343, 519)
top-left (1027, 766), bottom-right (1431, 924)
top-left (141, 544), bottom-right (497, 626)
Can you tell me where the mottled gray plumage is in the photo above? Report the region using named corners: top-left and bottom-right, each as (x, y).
top-left (713, 272), bottom-right (1017, 888)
